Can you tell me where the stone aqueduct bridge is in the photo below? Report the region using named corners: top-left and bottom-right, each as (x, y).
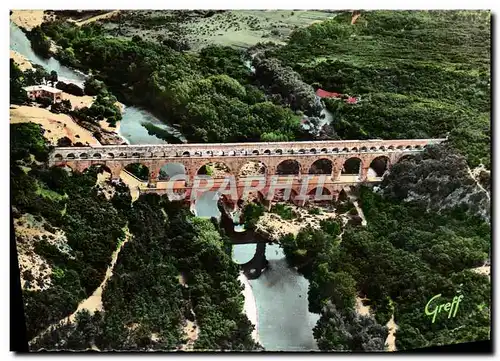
top-left (49, 138), bottom-right (445, 203)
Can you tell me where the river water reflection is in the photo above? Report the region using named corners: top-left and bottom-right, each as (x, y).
top-left (233, 242), bottom-right (320, 351)
top-left (196, 195), bottom-right (319, 351)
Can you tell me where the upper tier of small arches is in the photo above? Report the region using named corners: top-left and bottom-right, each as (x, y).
top-left (53, 144), bottom-right (428, 161)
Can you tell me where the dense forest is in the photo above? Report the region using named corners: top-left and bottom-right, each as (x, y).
top-left (12, 10), bottom-right (491, 352)
top-left (28, 21), bottom-right (307, 143)
top-left (279, 146), bottom-right (490, 350)
top-left (264, 10), bottom-right (490, 169)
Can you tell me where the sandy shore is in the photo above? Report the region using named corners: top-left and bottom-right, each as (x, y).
top-left (10, 105), bottom-right (100, 145)
top-left (238, 272), bottom-right (259, 343)
top-left (10, 10), bottom-right (46, 30)
top-left (98, 118), bottom-right (121, 134)
top-left (10, 50), bottom-right (33, 71)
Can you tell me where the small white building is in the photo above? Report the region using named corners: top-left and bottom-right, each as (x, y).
top-left (24, 85), bottom-right (63, 103)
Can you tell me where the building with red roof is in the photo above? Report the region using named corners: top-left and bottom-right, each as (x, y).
top-left (315, 89), bottom-right (342, 98)
top-left (316, 88), bottom-right (358, 104)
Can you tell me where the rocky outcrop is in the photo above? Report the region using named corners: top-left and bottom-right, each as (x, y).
top-left (380, 144), bottom-right (490, 222)
top-left (253, 57), bottom-right (322, 116)
top-left (255, 204), bottom-right (338, 242)
top-left (14, 213), bottom-right (73, 292)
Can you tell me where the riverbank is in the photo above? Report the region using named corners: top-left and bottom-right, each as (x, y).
top-left (238, 272), bottom-right (259, 343)
top-left (99, 101), bottom-right (125, 136)
top-left (10, 50), bottom-right (33, 71)
top-left (10, 21), bottom-right (127, 145)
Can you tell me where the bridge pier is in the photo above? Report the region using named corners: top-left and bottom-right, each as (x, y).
top-left (359, 167), bottom-right (369, 182)
top-left (148, 175), bottom-right (158, 188)
top-left (297, 198), bottom-right (307, 207)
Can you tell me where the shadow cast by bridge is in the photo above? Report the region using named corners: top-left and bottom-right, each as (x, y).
top-left (240, 242), bottom-right (269, 280)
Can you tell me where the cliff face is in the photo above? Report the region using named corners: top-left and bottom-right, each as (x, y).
top-left (380, 144), bottom-right (490, 223)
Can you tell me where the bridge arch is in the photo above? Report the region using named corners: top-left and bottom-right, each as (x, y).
top-left (83, 164), bottom-right (113, 178)
top-left (397, 154), bottom-right (416, 164)
top-left (80, 153), bottom-right (89, 159)
top-left (340, 157), bottom-right (362, 180)
top-left (369, 156), bottom-right (390, 177)
top-left (308, 158), bottom-right (333, 175)
top-left (275, 149), bottom-right (283, 155)
top-left (238, 160), bottom-right (267, 178)
top-left (307, 186), bottom-right (333, 203)
top-left (124, 163), bottom-right (150, 181)
top-left (159, 162), bottom-right (187, 181)
top-left (310, 148), bottom-right (317, 154)
top-left (93, 153), bottom-right (102, 159)
top-left (107, 153), bottom-right (115, 159)
top-left (276, 159), bottom-right (300, 175)
top-left (54, 153), bottom-right (63, 161)
top-left (197, 161), bottom-right (232, 177)
top-left (320, 148), bottom-right (328, 154)
top-left (66, 153), bottom-right (76, 160)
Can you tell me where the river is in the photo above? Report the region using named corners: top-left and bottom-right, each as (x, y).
top-left (11, 22), bottom-right (320, 351)
top-left (232, 243), bottom-right (320, 351)
top-left (10, 21), bottom-right (181, 146)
